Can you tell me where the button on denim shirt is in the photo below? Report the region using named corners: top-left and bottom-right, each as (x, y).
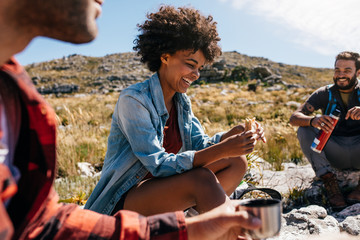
top-left (85, 73), bottom-right (224, 214)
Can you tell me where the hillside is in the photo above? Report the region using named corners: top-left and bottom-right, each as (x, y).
top-left (25, 51), bottom-right (334, 95)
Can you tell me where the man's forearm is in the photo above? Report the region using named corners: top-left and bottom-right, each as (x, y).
top-left (289, 112), bottom-right (314, 127)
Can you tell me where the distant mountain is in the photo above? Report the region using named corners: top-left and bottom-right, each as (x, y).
top-left (24, 51), bottom-right (333, 95)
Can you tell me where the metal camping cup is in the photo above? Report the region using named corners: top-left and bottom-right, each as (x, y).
top-left (238, 198), bottom-right (282, 239)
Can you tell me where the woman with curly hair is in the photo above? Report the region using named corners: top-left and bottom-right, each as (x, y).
top-left (85, 5), bottom-right (265, 216)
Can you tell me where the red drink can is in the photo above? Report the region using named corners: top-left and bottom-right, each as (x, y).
top-left (310, 109), bottom-right (341, 153)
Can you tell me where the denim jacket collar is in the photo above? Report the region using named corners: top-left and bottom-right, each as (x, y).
top-left (149, 73), bottom-right (168, 117)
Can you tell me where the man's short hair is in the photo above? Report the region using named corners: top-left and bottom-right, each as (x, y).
top-left (335, 51), bottom-right (360, 71)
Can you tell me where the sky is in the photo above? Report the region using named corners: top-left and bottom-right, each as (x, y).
top-left (15, 0), bottom-right (360, 69)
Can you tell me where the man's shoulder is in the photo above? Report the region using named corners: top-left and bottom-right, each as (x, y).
top-left (309, 85), bottom-right (330, 98)
top-left (306, 85), bottom-right (331, 109)
top-left (318, 85), bottom-right (332, 92)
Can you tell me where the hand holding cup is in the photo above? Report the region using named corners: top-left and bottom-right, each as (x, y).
top-left (237, 198), bottom-right (282, 239)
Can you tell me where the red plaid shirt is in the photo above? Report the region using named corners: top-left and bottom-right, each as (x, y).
top-left (0, 58), bottom-right (188, 240)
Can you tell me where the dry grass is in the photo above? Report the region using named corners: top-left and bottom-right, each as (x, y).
top-left (48, 93), bottom-right (117, 177)
top-left (51, 83), bottom-right (313, 200)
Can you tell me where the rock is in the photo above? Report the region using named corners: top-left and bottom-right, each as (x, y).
top-left (307, 215), bottom-right (339, 234)
top-left (264, 74), bottom-right (282, 83)
top-left (333, 170), bottom-right (360, 189)
top-left (266, 85), bottom-right (283, 91)
top-left (295, 205), bottom-right (328, 219)
top-left (306, 232), bottom-right (359, 240)
top-left (303, 182), bottom-right (324, 206)
top-left (220, 89), bottom-right (228, 96)
top-left (256, 163), bottom-right (315, 195)
top-left (268, 205), bottom-right (340, 239)
top-left (77, 162), bottom-right (96, 177)
top-left (253, 66), bottom-right (273, 79)
top-left (286, 101), bottom-right (301, 108)
top-left (37, 83), bottom-right (79, 94)
top-left (106, 75), bottom-right (121, 81)
top-left (212, 59), bottom-right (226, 70)
top-left (333, 203), bottom-right (360, 220)
top-left (244, 161), bottom-right (360, 239)
top-left (339, 215), bottom-right (360, 235)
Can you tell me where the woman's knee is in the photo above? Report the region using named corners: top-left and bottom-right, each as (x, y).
top-left (233, 155), bottom-right (248, 172)
top-left (187, 168), bottom-right (219, 189)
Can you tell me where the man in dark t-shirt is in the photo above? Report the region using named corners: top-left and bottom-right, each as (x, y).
top-left (290, 51), bottom-right (360, 210)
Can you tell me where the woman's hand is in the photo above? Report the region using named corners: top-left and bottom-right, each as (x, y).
top-left (221, 131), bottom-right (257, 157)
top-left (220, 124), bottom-right (245, 141)
top-left (221, 121), bottom-right (266, 144)
top-left (186, 200), bottom-right (261, 240)
top-left (194, 121), bottom-right (265, 167)
top-left (220, 120), bottom-right (265, 155)
top-left (254, 121), bottom-right (266, 143)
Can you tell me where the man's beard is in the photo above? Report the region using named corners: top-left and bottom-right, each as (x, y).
top-left (333, 74), bottom-right (358, 91)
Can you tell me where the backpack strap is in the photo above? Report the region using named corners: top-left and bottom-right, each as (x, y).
top-left (325, 84), bottom-right (338, 115)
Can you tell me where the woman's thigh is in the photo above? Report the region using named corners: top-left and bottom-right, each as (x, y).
top-left (204, 156), bottom-right (247, 174)
top-left (204, 156), bottom-right (247, 195)
top-left (123, 167), bottom-right (226, 216)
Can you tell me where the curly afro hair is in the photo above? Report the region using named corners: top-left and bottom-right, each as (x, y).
top-left (133, 5), bottom-right (222, 72)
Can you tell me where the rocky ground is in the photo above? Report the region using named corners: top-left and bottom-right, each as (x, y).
top-left (26, 51), bottom-right (333, 96)
top-left (246, 160), bottom-right (360, 239)
top-left (73, 160), bottom-right (360, 239)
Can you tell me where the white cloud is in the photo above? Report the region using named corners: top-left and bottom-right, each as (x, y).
top-left (221, 0), bottom-right (360, 56)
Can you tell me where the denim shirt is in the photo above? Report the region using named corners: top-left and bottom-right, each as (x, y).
top-left (85, 73), bottom-right (224, 214)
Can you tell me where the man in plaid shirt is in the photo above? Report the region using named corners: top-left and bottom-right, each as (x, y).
top-left (0, 0), bottom-right (262, 239)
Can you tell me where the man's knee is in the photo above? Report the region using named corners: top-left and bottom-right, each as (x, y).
top-left (297, 126), bottom-right (311, 141)
top-left (297, 126), bottom-right (318, 149)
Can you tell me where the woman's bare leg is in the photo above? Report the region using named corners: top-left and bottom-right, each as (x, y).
top-left (123, 168), bottom-right (229, 216)
top-left (204, 155), bottom-right (248, 195)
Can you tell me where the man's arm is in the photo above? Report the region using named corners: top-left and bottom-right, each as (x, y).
top-left (18, 193), bottom-right (188, 240)
top-left (290, 102), bottom-right (335, 133)
top-left (0, 164), bottom-right (16, 240)
top-left (15, 186), bottom-right (260, 240)
top-left (289, 102), bottom-right (316, 127)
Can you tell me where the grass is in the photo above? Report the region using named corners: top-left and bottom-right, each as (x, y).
top-left (49, 94), bottom-right (116, 177)
top-left (50, 81), bottom-right (314, 201)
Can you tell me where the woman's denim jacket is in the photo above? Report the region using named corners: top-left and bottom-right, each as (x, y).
top-left (84, 73), bottom-right (224, 214)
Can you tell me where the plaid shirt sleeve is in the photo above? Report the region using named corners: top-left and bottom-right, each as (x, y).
top-left (0, 165), bottom-right (188, 240)
top-left (20, 188), bottom-right (188, 240)
top-left (0, 164), bottom-right (17, 240)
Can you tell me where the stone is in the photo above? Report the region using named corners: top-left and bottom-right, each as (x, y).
top-left (339, 215), bottom-right (360, 235)
top-left (244, 163), bottom-right (360, 238)
top-left (286, 101), bottom-right (301, 108)
top-left (256, 163), bottom-right (315, 195)
top-left (77, 162), bottom-right (96, 177)
top-left (253, 66), bottom-right (273, 78)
